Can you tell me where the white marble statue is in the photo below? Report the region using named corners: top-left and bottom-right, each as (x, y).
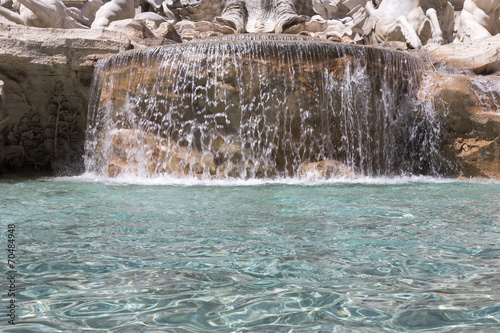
top-left (0, 3), bottom-right (24, 25)
top-left (91, 0), bottom-right (137, 28)
top-left (135, 11), bottom-right (169, 26)
top-left (245, 0), bottom-right (309, 33)
top-left (456, 0), bottom-right (500, 42)
top-left (165, 0), bottom-right (310, 34)
top-left (68, 0), bottom-right (104, 27)
top-left (313, 0), bottom-right (368, 20)
top-left (0, 0), bottom-right (88, 28)
top-left (420, 0), bottom-right (457, 43)
top-left (140, 0), bottom-right (175, 20)
top-left (365, 0), bottom-right (445, 48)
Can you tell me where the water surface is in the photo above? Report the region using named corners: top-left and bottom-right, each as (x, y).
top-left (1, 177), bottom-right (499, 332)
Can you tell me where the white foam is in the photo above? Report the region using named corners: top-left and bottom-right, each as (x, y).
top-left (51, 172), bottom-right (483, 187)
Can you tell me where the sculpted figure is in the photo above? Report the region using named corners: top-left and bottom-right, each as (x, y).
top-left (92, 0), bottom-right (137, 28)
top-left (456, 0), bottom-right (500, 42)
top-left (0, 2), bottom-right (24, 25)
top-left (139, 0), bottom-right (175, 20)
top-left (244, 0), bottom-right (308, 33)
top-left (365, 0), bottom-right (445, 48)
top-left (165, 0), bottom-right (311, 33)
top-left (313, 0), bottom-right (368, 20)
top-left (215, 0), bottom-right (246, 33)
top-left (164, 0), bottom-right (224, 22)
top-left (420, 0), bottom-right (457, 43)
top-left (0, 0), bottom-right (88, 28)
top-left (67, 0), bottom-right (104, 27)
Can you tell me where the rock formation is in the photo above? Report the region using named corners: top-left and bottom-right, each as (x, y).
top-left (419, 71), bottom-right (500, 179)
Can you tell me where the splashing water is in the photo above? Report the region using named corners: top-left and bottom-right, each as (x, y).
top-left (85, 35), bottom-right (443, 180)
top-left (471, 77), bottom-right (500, 115)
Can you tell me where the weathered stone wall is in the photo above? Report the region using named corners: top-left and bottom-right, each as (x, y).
top-left (0, 25), bottom-right (131, 177)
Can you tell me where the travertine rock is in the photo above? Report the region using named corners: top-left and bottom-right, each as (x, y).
top-left (298, 160), bottom-right (356, 179)
top-left (1, 0), bottom-right (499, 179)
top-left (0, 0), bottom-right (497, 51)
top-left (107, 18), bottom-right (155, 39)
top-left (313, 0), bottom-right (368, 20)
top-left (105, 129), bottom-right (215, 178)
top-left (153, 21), bottom-right (182, 42)
top-left (174, 20), bottom-right (235, 40)
top-left (419, 72), bottom-right (500, 179)
top-left (165, 0), bottom-right (223, 22)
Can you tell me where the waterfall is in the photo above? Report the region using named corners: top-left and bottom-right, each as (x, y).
top-left (85, 34), bottom-right (442, 179)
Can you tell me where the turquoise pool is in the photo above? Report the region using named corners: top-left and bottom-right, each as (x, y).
top-left (1, 177), bottom-right (499, 332)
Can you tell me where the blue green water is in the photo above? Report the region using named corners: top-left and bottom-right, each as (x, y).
top-left (1, 177), bottom-right (499, 332)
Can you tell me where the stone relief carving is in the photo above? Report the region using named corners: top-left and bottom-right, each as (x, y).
top-left (1, 81), bottom-right (83, 169)
top-left (46, 81), bottom-right (84, 159)
top-left (4, 109), bottom-right (43, 168)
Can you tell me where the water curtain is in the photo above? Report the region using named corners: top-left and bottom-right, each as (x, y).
top-left (85, 35), bottom-right (441, 179)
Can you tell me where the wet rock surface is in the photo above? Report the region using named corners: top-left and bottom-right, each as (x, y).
top-left (419, 72), bottom-right (500, 179)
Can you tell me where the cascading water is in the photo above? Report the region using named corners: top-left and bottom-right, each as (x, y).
top-left (85, 34), bottom-right (442, 179)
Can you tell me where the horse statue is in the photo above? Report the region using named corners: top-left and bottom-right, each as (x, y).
top-left (364, 0), bottom-right (444, 48)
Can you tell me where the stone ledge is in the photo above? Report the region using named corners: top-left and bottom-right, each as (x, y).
top-left (0, 24), bottom-right (132, 64)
